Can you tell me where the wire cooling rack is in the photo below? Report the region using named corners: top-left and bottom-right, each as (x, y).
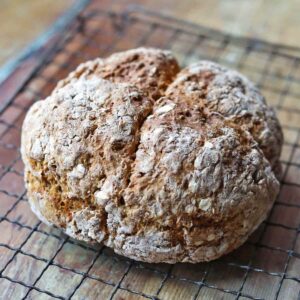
top-left (0, 5), bottom-right (300, 300)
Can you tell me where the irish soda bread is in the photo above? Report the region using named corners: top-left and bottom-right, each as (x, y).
top-left (21, 48), bottom-right (282, 263)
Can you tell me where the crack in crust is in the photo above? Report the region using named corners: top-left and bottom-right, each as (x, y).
top-left (21, 48), bottom-right (282, 263)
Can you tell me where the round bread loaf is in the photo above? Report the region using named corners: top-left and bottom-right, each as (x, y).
top-left (21, 48), bottom-right (282, 263)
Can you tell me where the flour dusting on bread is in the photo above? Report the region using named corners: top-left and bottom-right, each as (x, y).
top-left (21, 48), bottom-right (282, 263)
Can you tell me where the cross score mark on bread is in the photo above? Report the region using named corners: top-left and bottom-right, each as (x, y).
top-left (21, 48), bottom-right (282, 263)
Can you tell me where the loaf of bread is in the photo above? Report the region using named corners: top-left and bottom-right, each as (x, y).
top-left (21, 48), bottom-right (282, 263)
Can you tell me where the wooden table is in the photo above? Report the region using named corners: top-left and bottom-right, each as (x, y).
top-left (1, 0), bottom-right (299, 74)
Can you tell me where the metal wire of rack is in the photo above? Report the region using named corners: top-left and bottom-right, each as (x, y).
top-left (0, 5), bottom-right (299, 300)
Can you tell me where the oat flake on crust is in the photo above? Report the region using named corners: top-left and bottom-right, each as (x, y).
top-left (21, 48), bottom-right (281, 263)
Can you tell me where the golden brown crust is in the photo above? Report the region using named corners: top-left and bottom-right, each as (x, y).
top-left (21, 48), bottom-right (281, 263)
top-left (56, 48), bottom-right (180, 101)
top-left (165, 61), bottom-right (283, 173)
top-left (22, 78), bottom-right (153, 237)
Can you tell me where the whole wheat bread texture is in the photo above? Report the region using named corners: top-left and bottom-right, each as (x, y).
top-left (21, 48), bottom-right (282, 263)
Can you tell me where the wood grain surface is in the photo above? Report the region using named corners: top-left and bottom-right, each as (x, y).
top-left (1, 0), bottom-right (299, 71)
top-left (0, 0), bottom-right (75, 67)
top-left (112, 0), bottom-right (300, 47)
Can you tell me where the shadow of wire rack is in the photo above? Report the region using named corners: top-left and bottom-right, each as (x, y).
top-left (0, 5), bottom-right (300, 300)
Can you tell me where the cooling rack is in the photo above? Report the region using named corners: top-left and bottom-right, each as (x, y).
top-left (0, 5), bottom-right (299, 300)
